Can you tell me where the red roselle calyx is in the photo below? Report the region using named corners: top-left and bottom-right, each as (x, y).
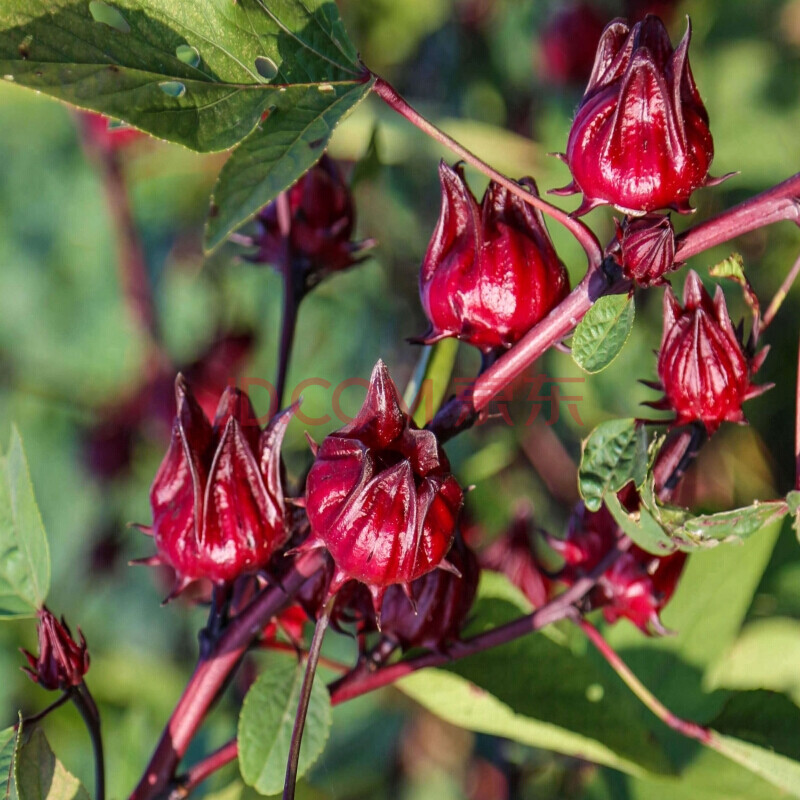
top-left (554, 15), bottom-right (716, 215)
top-left (379, 533), bottom-right (479, 651)
top-left (648, 271), bottom-right (769, 433)
top-left (22, 608), bottom-right (90, 691)
top-left (250, 155), bottom-right (374, 290)
top-left (480, 510), bottom-right (550, 608)
top-left (143, 376), bottom-right (293, 595)
top-left (418, 162), bottom-right (570, 354)
top-left (612, 213), bottom-right (678, 286)
top-left (302, 360), bottom-right (464, 614)
top-left (550, 503), bottom-right (686, 634)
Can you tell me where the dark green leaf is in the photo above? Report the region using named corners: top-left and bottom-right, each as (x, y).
top-left (238, 651), bottom-right (331, 796)
top-left (572, 294), bottom-right (635, 374)
top-left (397, 594), bottom-right (672, 777)
top-left (605, 494), bottom-right (679, 555)
top-left (578, 419), bottom-right (648, 512)
top-left (0, 0), bottom-right (364, 152)
top-left (204, 77), bottom-right (372, 251)
top-left (0, 427), bottom-right (50, 619)
top-left (0, 719), bottom-right (20, 800)
top-left (14, 729), bottom-right (89, 800)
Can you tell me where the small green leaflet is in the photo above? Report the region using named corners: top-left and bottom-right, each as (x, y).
top-left (572, 294), bottom-right (635, 373)
top-left (238, 652), bottom-right (331, 796)
top-left (0, 427), bottom-right (51, 619)
top-left (15, 729), bottom-right (90, 800)
top-left (578, 418), bottom-right (648, 512)
top-left (0, 718), bottom-right (21, 800)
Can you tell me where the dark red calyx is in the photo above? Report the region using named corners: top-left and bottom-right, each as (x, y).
top-left (613, 213), bottom-right (678, 286)
top-left (21, 608), bottom-right (90, 691)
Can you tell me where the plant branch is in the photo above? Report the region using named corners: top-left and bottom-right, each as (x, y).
top-left (17, 692), bottom-right (71, 728)
top-left (763, 251), bottom-right (800, 330)
top-left (275, 192), bottom-right (302, 409)
top-left (129, 549), bottom-right (326, 800)
top-left (371, 75), bottom-right (603, 270)
top-left (577, 619), bottom-right (712, 744)
top-left (676, 173), bottom-right (800, 261)
top-left (72, 683), bottom-right (106, 800)
top-left (171, 741), bottom-right (238, 800)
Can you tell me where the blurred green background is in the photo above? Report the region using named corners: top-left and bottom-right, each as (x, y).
top-left (3, 0), bottom-right (800, 798)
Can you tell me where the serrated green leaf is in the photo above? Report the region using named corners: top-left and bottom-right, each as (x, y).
top-left (397, 594), bottom-right (673, 778)
top-left (579, 419), bottom-right (648, 512)
top-left (204, 77), bottom-right (372, 251)
top-left (572, 294), bottom-right (635, 374)
top-left (0, 719), bottom-right (20, 800)
top-left (0, 0), bottom-right (363, 152)
top-left (0, 427), bottom-right (50, 619)
top-left (238, 651), bottom-right (331, 796)
top-left (15, 729), bottom-right (89, 800)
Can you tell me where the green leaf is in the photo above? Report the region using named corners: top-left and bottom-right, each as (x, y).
top-left (709, 253), bottom-right (746, 282)
top-left (605, 493), bottom-right (679, 555)
top-left (14, 729), bottom-right (90, 800)
top-left (572, 294), bottom-right (635, 374)
top-left (238, 651), bottom-right (332, 796)
top-left (204, 77), bottom-right (372, 252)
top-left (578, 418), bottom-right (648, 512)
top-left (0, 427), bottom-right (50, 619)
top-left (0, 719), bottom-right (21, 799)
top-left (397, 595), bottom-right (673, 778)
top-left (0, 0), bottom-right (364, 152)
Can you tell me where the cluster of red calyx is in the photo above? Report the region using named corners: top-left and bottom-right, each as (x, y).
top-left (611, 214), bottom-right (678, 287)
top-left (250, 155), bottom-right (374, 290)
top-left (142, 376), bottom-right (293, 596)
top-left (549, 502), bottom-right (687, 634)
top-left (21, 608), bottom-right (90, 691)
top-left (539, 3), bottom-right (608, 86)
top-left (480, 510), bottom-right (550, 608)
top-left (554, 15), bottom-right (717, 215)
top-left (301, 360), bottom-right (464, 614)
top-left (418, 163), bottom-right (570, 354)
top-left (647, 271), bottom-right (769, 433)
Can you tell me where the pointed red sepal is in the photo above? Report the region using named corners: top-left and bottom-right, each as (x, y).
top-left (129, 555), bottom-right (164, 567)
top-left (437, 559), bottom-right (462, 578)
top-left (128, 522), bottom-right (153, 536)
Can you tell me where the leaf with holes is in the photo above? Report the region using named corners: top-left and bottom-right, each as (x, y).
top-left (0, 427), bottom-right (50, 620)
top-left (238, 651), bottom-right (331, 796)
top-left (572, 294), bottom-right (635, 373)
top-left (204, 77), bottom-right (372, 252)
top-left (578, 418), bottom-right (648, 512)
top-left (0, 0), bottom-right (366, 152)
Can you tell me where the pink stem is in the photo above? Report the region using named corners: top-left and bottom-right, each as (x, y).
top-left (762, 251), bottom-right (800, 330)
top-left (676, 173), bottom-right (800, 261)
top-left (177, 740), bottom-right (239, 797)
top-left (129, 550), bottom-right (325, 800)
top-left (371, 76), bottom-right (604, 270)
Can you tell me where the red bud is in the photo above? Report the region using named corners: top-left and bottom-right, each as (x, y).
top-left (21, 608), bottom-right (90, 691)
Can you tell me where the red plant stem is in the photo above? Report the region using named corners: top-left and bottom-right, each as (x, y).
top-left (577, 619), bottom-right (712, 744)
top-left (176, 740), bottom-right (239, 798)
top-left (371, 75), bottom-right (604, 270)
top-left (129, 550), bottom-right (326, 800)
top-left (763, 251), bottom-right (800, 330)
top-left (676, 172), bottom-right (800, 261)
top-left (73, 682), bottom-right (106, 800)
top-left (260, 640), bottom-right (349, 673)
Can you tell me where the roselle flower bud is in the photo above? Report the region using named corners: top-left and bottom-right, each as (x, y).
top-left (649, 271), bottom-right (768, 433)
top-left (303, 360), bottom-right (463, 614)
top-left (251, 155), bottom-right (374, 289)
top-left (143, 376), bottom-right (292, 595)
top-left (551, 502), bottom-right (686, 634)
top-left (480, 510), bottom-right (550, 608)
top-left (540, 3), bottom-right (608, 86)
top-left (380, 533), bottom-right (479, 651)
top-left (419, 163), bottom-right (570, 354)
top-left (21, 608), bottom-right (90, 691)
top-left (554, 16), bottom-right (715, 215)
top-left (613, 214), bottom-right (677, 286)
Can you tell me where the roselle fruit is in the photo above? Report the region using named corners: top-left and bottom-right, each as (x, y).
top-left (612, 213), bottom-right (677, 286)
top-left (21, 608), bottom-right (90, 691)
top-left (302, 360), bottom-right (463, 614)
top-left (418, 162), bottom-right (570, 354)
top-left (379, 533), bottom-right (479, 651)
top-left (648, 271), bottom-right (768, 433)
top-left (554, 15), bottom-right (715, 215)
top-left (551, 502), bottom-right (686, 634)
top-left (251, 154), bottom-right (374, 289)
top-left (143, 376), bottom-right (292, 595)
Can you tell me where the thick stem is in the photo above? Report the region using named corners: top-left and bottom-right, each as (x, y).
top-left (72, 683), bottom-right (106, 800)
top-left (763, 251), bottom-right (800, 330)
top-left (371, 76), bottom-right (603, 270)
top-left (129, 550), bottom-right (326, 800)
top-left (676, 173), bottom-right (800, 262)
top-left (429, 264), bottom-right (628, 440)
top-left (577, 619), bottom-right (712, 744)
top-left (283, 597), bottom-right (334, 800)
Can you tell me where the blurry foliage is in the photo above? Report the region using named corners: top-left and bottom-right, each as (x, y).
top-left (2, 0), bottom-right (800, 797)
